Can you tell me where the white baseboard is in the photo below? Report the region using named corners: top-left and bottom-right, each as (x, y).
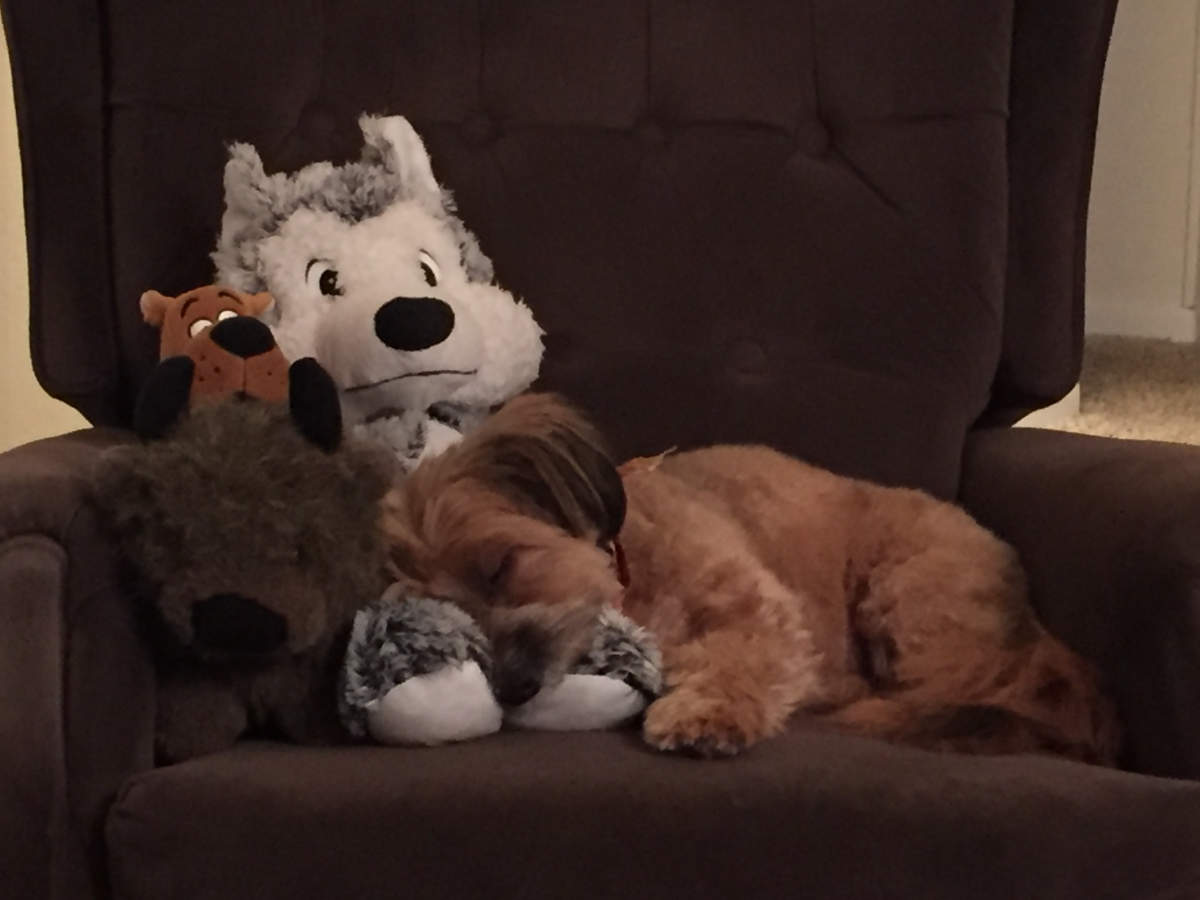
top-left (1085, 298), bottom-right (1197, 341)
top-left (1015, 384), bottom-right (1081, 429)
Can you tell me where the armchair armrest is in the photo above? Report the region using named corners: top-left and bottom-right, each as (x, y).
top-left (0, 428), bottom-right (156, 900)
top-left (961, 427), bottom-right (1200, 778)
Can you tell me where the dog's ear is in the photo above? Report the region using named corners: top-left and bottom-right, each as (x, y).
top-left (472, 394), bottom-right (626, 543)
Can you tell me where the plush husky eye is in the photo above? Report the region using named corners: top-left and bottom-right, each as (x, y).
top-left (216, 309), bottom-right (238, 322)
top-left (188, 318), bottom-right (214, 338)
top-left (306, 259), bottom-right (343, 298)
top-left (418, 250), bottom-right (440, 287)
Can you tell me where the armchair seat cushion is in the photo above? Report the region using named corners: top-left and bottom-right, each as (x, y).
top-left (107, 729), bottom-right (1200, 900)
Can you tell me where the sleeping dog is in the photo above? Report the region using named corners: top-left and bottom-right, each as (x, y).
top-left (381, 394), bottom-right (1119, 762)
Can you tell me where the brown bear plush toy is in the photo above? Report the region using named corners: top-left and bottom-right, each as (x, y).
top-left (135, 284), bottom-right (291, 439)
top-left (97, 294), bottom-right (394, 762)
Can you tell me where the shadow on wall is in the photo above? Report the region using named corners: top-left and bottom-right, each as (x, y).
top-left (0, 19), bottom-right (88, 452)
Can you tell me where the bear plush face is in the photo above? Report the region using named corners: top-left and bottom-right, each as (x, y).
top-left (97, 401), bottom-right (394, 664)
top-left (139, 285), bottom-right (288, 408)
top-left (212, 114), bottom-right (543, 437)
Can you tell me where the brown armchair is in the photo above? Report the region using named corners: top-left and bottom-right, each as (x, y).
top-left (3, 2), bottom-right (1199, 898)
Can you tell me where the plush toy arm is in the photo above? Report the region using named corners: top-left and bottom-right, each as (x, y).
top-left (289, 357), bottom-right (343, 452)
top-left (340, 587), bottom-right (502, 745)
top-left (133, 356), bottom-right (195, 439)
top-left (156, 668), bottom-right (247, 764)
top-left (505, 608), bottom-right (664, 732)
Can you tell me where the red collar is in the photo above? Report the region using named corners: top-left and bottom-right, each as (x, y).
top-left (604, 537), bottom-right (632, 600)
top-left (612, 536), bottom-right (631, 590)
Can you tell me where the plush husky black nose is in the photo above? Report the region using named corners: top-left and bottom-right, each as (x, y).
top-left (374, 297), bottom-right (455, 351)
top-left (191, 593), bottom-right (287, 654)
top-left (209, 315), bottom-right (276, 358)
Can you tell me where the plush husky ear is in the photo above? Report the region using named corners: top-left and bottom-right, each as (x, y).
top-left (465, 394), bottom-right (626, 543)
top-left (359, 114), bottom-right (440, 204)
top-left (220, 143), bottom-right (276, 229)
top-left (212, 144), bottom-right (282, 292)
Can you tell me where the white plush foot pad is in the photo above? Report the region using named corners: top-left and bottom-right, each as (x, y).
top-left (505, 674), bottom-right (647, 731)
top-left (365, 661), bottom-right (502, 745)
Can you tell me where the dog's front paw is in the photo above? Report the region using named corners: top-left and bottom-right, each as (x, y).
top-left (642, 689), bottom-right (765, 758)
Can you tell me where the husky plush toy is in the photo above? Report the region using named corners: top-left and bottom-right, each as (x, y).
top-left (212, 114), bottom-right (543, 471)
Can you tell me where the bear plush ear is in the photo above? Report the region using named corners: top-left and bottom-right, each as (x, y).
top-left (241, 290), bottom-right (275, 317)
top-left (139, 290), bottom-right (172, 327)
top-left (358, 114), bottom-right (440, 204)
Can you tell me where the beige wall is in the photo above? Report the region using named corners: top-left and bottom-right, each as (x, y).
top-left (0, 22), bottom-right (87, 452)
top-left (1087, 0), bottom-right (1200, 341)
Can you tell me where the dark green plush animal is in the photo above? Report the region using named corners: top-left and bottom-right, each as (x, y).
top-left (94, 363), bottom-right (395, 762)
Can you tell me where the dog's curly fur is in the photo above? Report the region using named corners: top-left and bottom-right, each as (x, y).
top-left (382, 393), bottom-right (1121, 763)
top-left (94, 400), bottom-right (395, 761)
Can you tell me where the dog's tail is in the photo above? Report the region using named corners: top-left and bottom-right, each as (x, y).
top-left (822, 634), bottom-right (1121, 765)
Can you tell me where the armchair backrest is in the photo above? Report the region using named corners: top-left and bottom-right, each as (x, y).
top-left (1, 0), bottom-right (1117, 497)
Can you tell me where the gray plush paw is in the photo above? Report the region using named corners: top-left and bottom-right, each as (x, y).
top-left (339, 587), bottom-right (494, 741)
top-left (571, 607), bottom-right (663, 698)
top-left (505, 607), bottom-right (663, 733)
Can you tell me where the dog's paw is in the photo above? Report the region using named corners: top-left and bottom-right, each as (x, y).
top-left (642, 690), bottom-right (762, 758)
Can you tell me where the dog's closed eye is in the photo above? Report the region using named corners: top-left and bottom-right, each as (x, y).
top-left (486, 548), bottom-right (517, 590)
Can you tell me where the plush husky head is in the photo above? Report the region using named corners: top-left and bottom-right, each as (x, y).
top-left (212, 115), bottom-right (543, 431)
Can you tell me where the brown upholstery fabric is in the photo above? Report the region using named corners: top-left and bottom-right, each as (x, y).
top-left (108, 733), bottom-right (1200, 900)
top-left (2, 0), bottom-right (1113, 497)
top-left (14, 3), bottom-right (1197, 900)
top-left (988, 0), bottom-right (1119, 423)
top-left (961, 427), bottom-right (1200, 779)
top-left (0, 431), bottom-right (156, 900)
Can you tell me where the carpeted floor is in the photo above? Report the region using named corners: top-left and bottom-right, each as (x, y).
top-left (1058, 335), bottom-right (1200, 444)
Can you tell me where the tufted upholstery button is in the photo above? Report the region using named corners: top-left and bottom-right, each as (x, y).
top-left (462, 113), bottom-right (498, 145)
top-left (297, 101), bottom-right (338, 143)
top-left (633, 118), bottom-right (668, 148)
top-left (726, 338), bottom-right (769, 382)
top-left (795, 118), bottom-right (831, 156)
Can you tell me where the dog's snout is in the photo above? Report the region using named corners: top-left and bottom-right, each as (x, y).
top-left (191, 593), bottom-right (287, 654)
top-left (374, 297), bottom-right (455, 351)
top-left (493, 624), bottom-right (548, 706)
top-left (497, 672), bottom-right (542, 707)
top-left (208, 315), bottom-right (277, 358)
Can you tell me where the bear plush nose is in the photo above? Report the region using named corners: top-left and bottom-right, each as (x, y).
top-left (209, 316), bottom-right (277, 359)
top-left (191, 593), bottom-right (287, 654)
top-left (374, 297), bottom-right (455, 351)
